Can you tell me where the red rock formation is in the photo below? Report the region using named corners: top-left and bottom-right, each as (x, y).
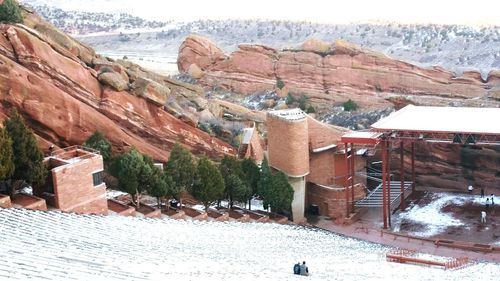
top-left (177, 35), bottom-right (226, 73)
top-left (178, 36), bottom-right (497, 109)
top-left (0, 21), bottom-right (236, 160)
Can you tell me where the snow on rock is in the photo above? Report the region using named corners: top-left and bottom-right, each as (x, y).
top-left (0, 208), bottom-right (499, 280)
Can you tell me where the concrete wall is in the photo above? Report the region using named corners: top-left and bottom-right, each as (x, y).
top-left (52, 155), bottom-right (108, 215)
top-left (289, 176), bottom-right (306, 223)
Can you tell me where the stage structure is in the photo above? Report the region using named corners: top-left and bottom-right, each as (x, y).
top-left (341, 105), bottom-right (500, 229)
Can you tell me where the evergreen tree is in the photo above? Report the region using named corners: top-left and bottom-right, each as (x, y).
top-left (148, 166), bottom-right (172, 208)
top-left (229, 174), bottom-right (252, 206)
top-left (165, 143), bottom-right (195, 209)
top-left (0, 127), bottom-right (14, 181)
top-left (192, 156), bottom-right (224, 211)
top-left (258, 158), bottom-right (272, 210)
top-left (241, 157), bottom-right (260, 210)
top-left (83, 131), bottom-right (112, 166)
top-left (268, 171), bottom-right (294, 213)
top-left (109, 148), bottom-right (148, 206)
top-left (343, 99), bottom-right (358, 111)
top-left (219, 155), bottom-right (244, 208)
top-left (0, 0), bottom-right (23, 24)
top-left (4, 109), bottom-right (47, 193)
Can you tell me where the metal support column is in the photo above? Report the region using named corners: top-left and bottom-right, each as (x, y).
top-left (344, 143), bottom-right (351, 218)
top-left (387, 141), bottom-right (391, 228)
top-left (350, 143), bottom-right (355, 213)
top-left (411, 142), bottom-right (416, 194)
top-left (400, 141), bottom-right (405, 210)
top-left (381, 140), bottom-right (388, 229)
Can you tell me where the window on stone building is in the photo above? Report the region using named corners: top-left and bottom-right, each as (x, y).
top-left (92, 171), bottom-right (104, 186)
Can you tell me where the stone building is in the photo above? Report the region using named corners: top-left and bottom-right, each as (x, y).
top-left (267, 109), bottom-right (366, 223)
top-left (238, 125), bottom-right (265, 165)
top-left (36, 146), bottom-right (108, 215)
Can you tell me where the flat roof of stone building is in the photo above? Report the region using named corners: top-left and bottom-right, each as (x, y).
top-left (267, 108), bottom-right (306, 122)
top-left (45, 146), bottom-right (101, 171)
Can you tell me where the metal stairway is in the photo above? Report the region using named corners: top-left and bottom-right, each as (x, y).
top-left (355, 181), bottom-right (413, 212)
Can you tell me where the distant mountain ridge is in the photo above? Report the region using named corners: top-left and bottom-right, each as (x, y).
top-left (20, 1), bottom-right (500, 75)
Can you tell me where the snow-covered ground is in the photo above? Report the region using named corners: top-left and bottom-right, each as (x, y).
top-left (0, 208), bottom-right (498, 280)
top-left (105, 189), bottom-right (128, 199)
top-left (99, 52), bottom-right (179, 76)
top-left (392, 193), bottom-right (496, 238)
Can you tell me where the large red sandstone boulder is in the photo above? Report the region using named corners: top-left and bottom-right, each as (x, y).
top-left (301, 38), bottom-right (332, 54)
top-left (131, 77), bottom-right (170, 106)
top-left (177, 34), bottom-right (227, 73)
top-left (487, 70), bottom-right (500, 84)
top-left (98, 72), bottom-right (129, 92)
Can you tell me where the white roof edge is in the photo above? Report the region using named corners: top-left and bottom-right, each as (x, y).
top-left (312, 144), bottom-right (337, 153)
top-left (371, 105), bottom-right (500, 135)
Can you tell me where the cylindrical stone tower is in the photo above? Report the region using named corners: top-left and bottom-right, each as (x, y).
top-left (267, 108), bottom-right (309, 223)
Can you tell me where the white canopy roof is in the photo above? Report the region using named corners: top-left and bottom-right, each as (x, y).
top-left (371, 105), bottom-right (500, 135)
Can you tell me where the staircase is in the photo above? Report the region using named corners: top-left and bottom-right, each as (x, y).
top-left (237, 143), bottom-right (249, 159)
top-left (355, 181), bottom-right (412, 212)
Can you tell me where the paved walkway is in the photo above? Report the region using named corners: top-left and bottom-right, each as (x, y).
top-left (312, 214), bottom-right (499, 263)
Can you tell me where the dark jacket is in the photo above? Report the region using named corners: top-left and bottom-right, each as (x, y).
top-left (293, 263), bottom-right (300, 274)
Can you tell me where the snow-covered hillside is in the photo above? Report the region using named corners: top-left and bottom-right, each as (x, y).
top-left (20, 0), bottom-right (500, 75)
top-left (0, 208), bottom-right (498, 280)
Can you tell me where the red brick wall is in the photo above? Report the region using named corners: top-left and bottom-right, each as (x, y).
top-left (52, 154), bottom-right (108, 215)
top-left (267, 114), bottom-right (309, 176)
top-left (306, 183), bottom-right (366, 219)
top-left (307, 151), bottom-right (336, 186)
top-left (332, 154), bottom-right (366, 186)
top-left (334, 154), bottom-right (348, 186)
top-left (248, 129), bottom-right (265, 164)
top-left (108, 199), bottom-right (136, 216)
top-left (26, 200), bottom-right (48, 211)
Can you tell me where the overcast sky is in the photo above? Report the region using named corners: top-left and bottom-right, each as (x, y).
top-left (23, 0), bottom-right (500, 25)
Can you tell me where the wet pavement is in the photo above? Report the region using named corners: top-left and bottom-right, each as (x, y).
top-left (311, 206), bottom-right (499, 263)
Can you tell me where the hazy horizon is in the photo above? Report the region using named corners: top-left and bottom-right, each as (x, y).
top-left (21, 0), bottom-right (500, 26)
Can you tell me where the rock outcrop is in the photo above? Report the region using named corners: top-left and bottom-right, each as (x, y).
top-left (0, 10), bottom-right (236, 161)
top-left (399, 143), bottom-right (500, 193)
top-left (179, 35), bottom-right (500, 191)
top-left (178, 36), bottom-right (499, 109)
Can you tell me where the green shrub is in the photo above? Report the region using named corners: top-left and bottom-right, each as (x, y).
top-left (306, 105), bottom-right (316, 114)
top-left (285, 92), bottom-right (295, 105)
top-left (276, 79), bottom-right (285, 90)
top-left (0, 0), bottom-right (23, 24)
top-left (298, 93), bottom-right (308, 110)
top-left (343, 99), bottom-right (358, 111)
